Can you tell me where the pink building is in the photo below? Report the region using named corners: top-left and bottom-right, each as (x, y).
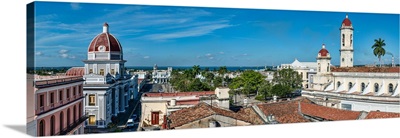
top-left (27, 74), bottom-right (87, 136)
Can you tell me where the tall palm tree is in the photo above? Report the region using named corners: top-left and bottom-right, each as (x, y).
top-left (192, 65), bottom-right (200, 77)
top-left (371, 38), bottom-right (386, 67)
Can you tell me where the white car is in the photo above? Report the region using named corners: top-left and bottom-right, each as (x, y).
top-left (126, 119), bottom-right (134, 128)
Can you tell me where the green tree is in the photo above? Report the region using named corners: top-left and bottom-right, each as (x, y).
top-left (257, 81), bottom-right (273, 99)
top-left (270, 84), bottom-right (291, 97)
top-left (371, 38), bottom-right (386, 67)
top-left (192, 65), bottom-right (201, 76)
top-left (229, 70), bottom-right (266, 97)
top-left (272, 68), bottom-right (302, 92)
top-left (213, 76), bottom-right (223, 88)
top-left (218, 66), bottom-right (228, 76)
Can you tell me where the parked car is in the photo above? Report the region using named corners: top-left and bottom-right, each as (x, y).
top-left (131, 114), bottom-right (138, 121)
top-left (126, 118), bottom-right (134, 128)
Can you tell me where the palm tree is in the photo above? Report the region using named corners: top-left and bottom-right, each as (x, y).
top-left (371, 38), bottom-right (386, 67)
top-left (218, 66), bottom-right (228, 76)
top-left (192, 65), bottom-right (200, 77)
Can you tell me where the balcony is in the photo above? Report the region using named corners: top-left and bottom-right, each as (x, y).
top-left (39, 106), bottom-right (44, 113)
top-left (55, 113), bottom-right (88, 135)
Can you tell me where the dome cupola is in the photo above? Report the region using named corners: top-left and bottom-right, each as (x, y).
top-left (88, 22), bottom-right (122, 53)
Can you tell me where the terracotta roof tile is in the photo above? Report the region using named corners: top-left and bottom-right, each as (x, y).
top-left (65, 67), bottom-right (84, 76)
top-left (168, 102), bottom-right (263, 128)
top-left (331, 66), bottom-right (400, 73)
top-left (257, 99), bottom-right (310, 124)
top-left (300, 102), bottom-right (361, 121)
top-left (365, 111), bottom-right (400, 119)
top-left (144, 91), bottom-right (214, 97)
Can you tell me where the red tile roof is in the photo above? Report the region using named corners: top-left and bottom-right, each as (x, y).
top-left (168, 102), bottom-right (263, 128)
top-left (143, 91), bottom-right (215, 97)
top-left (65, 67), bottom-right (84, 76)
top-left (300, 102), bottom-right (361, 121)
top-left (257, 99), bottom-right (310, 124)
top-left (331, 66), bottom-right (400, 73)
top-left (318, 47), bottom-right (329, 57)
top-left (365, 111), bottom-right (400, 119)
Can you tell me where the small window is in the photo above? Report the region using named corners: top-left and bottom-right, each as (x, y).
top-left (100, 69), bottom-right (104, 75)
top-left (59, 90), bottom-right (63, 101)
top-left (89, 94), bottom-right (96, 106)
top-left (374, 83), bottom-right (379, 93)
top-left (72, 87), bottom-right (76, 97)
top-left (348, 82), bottom-right (353, 90)
top-left (337, 81), bottom-right (341, 88)
top-left (39, 95), bottom-right (44, 107)
top-left (50, 92), bottom-right (54, 104)
top-left (361, 83), bottom-right (366, 92)
top-left (111, 69), bottom-right (115, 75)
top-left (89, 69), bottom-right (93, 74)
top-left (66, 89), bottom-right (70, 99)
top-left (389, 83), bottom-right (394, 94)
top-left (342, 58), bottom-right (344, 62)
top-left (89, 115), bottom-right (96, 125)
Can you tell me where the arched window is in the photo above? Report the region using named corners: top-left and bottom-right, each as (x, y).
top-left (67, 108), bottom-right (71, 126)
top-left (327, 63), bottom-right (330, 72)
top-left (60, 111), bottom-right (64, 132)
top-left (73, 105), bottom-right (77, 122)
top-left (389, 83), bottom-right (394, 94)
top-left (342, 34), bottom-right (345, 46)
top-left (50, 116), bottom-right (55, 135)
top-left (361, 83), bottom-right (366, 92)
top-left (305, 84), bottom-right (308, 88)
top-left (39, 120), bottom-right (45, 136)
top-left (374, 83), bottom-right (379, 93)
top-left (342, 58), bottom-right (344, 62)
top-left (350, 34), bottom-right (353, 45)
top-left (348, 82), bottom-right (353, 90)
top-left (337, 81), bottom-right (341, 88)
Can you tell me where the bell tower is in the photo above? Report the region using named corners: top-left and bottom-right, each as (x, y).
top-left (339, 14), bottom-right (354, 67)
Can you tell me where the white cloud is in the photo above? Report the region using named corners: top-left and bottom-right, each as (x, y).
top-left (35, 51), bottom-right (43, 56)
top-left (141, 24), bottom-right (232, 41)
top-left (208, 57), bottom-right (214, 60)
top-left (219, 52), bottom-right (224, 54)
top-left (60, 53), bottom-right (68, 58)
top-left (70, 3), bottom-right (81, 10)
top-left (143, 56), bottom-right (150, 59)
top-left (205, 53), bottom-right (213, 57)
top-left (59, 49), bottom-right (69, 54)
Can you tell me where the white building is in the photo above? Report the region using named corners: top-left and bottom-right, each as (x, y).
top-left (300, 15), bottom-right (400, 113)
top-left (152, 64), bottom-right (172, 84)
top-left (278, 58), bottom-right (318, 88)
top-left (78, 23), bottom-right (136, 128)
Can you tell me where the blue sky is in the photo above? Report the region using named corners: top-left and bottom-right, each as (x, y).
top-left (33, 2), bottom-right (399, 67)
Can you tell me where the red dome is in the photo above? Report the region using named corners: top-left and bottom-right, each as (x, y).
top-left (66, 67), bottom-right (84, 76)
top-left (318, 44), bottom-right (329, 57)
top-left (88, 23), bottom-right (122, 52)
top-left (341, 15), bottom-right (352, 26)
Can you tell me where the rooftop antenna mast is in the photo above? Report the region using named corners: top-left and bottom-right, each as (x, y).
top-left (387, 52), bottom-right (394, 67)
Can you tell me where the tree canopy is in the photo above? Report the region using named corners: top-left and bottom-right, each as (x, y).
top-left (229, 70), bottom-right (266, 97)
top-left (371, 38), bottom-right (386, 67)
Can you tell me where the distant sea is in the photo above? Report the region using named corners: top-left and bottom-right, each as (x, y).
top-left (32, 66), bottom-right (274, 71)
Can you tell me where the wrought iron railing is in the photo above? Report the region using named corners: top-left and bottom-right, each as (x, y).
top-left (55, 113), bottom-right (88, 135)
